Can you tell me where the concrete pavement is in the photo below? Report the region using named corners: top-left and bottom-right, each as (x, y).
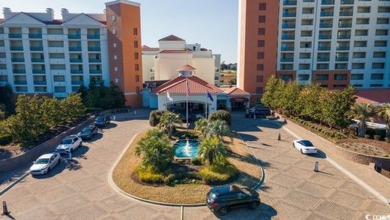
top-left (0, 109), bottom-right (389, 219)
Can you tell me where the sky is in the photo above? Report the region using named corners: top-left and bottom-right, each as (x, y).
top-left (0, 0), bottom-right (238, 63)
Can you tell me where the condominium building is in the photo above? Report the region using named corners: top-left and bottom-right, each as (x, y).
top-left (142, 35), bottom-right (221, 86)
top-left (238, 0), bottom-right (390, 104)
top-left (0, 0), bottom-right (142, 106)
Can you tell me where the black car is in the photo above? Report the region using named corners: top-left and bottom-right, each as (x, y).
top-left (95, 115), bottom-right (110, 127)
top-left (206, 184), bottom-right (260, 216)
top-left (78, 125), bottom-right (98, 140)
top-left (245, 107), bottom-right (271, 118)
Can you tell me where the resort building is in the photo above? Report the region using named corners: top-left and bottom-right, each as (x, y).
top-left (142, 35), bottom-right (221, 86)
top-left (0, 0), bottom-right (142, 106)
top-left (238, 0), bottom-right (390, 104)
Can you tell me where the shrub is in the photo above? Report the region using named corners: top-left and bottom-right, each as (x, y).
top-left (191, 157), bottom-right (202, 166)
top-left (0, 134), bottom-right (12, 146)
top-left (364, 134), bottom-right (371, 139)
top-left (199, 164), bottom-right (239, 185)
top-left (209, 110), bottom-right (231, 125)
top-left (385, 137), bottom-right (390, 143)
top-left (137, 166), bottom-right (165, 184)
top-left (164, 172), bottom-right (202, 185)
top-left (374, 135), bottom-right (381, 141)
top-left (149, 110), bottom-right (167, 127)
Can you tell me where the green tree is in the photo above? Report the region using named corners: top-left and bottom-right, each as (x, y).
top-left (157, 111), bottom-right (182, 138)
top-left (377, 103), bottom-right (390, 137)
top-left (279, 81), bottom-right (301, 116)
top-left (135, 129), bottom-right (173, 172)
top-left (261, 76), bottom-right (285, 111)
top-left (349, 103), bottom-right (377, 137)
top-left (204, 119), bottom-right (233, 141)
top-left (209, 110), bottom-right (231, 125)
top-left (0, 84), bottom-right (15, 115)
top-left (149, 110), bottom-right (167, 126)
top-left (61, 93), bottom-right (85, 122)
top-left (198, 137), bottom-right (227, 165)
top-left (40, 97), bottom-right (63, 128)
top-left (194, 118), bottom-right (209, 135)
top-left (298, 84), bottom-right (326, 123)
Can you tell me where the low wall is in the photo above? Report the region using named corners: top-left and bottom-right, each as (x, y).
top-left (0, 117), bottom-right (94, 173)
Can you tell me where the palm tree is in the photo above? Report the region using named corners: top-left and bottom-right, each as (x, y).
top-left (377, 103), bottom-right (390, 137)
top-left (204, 119), bottom-right (233, 141)
top-left (198, 137), bottom-right (227, 165)
top-left (349, 103), bottom-right (376, 137)
top-left (194, 118), bottom-right (209, 136)
top-left (135, 129), bottom-right (173, 172)
top-left (157, 111), bottom-right (182, 138)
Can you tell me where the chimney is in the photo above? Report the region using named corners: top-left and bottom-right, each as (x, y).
top-left (61, 8), bottom-right (69, 20)
top-left (3, 7), bottom-right (11, 19)
top-left (46, 8), bottom-right (54, 20)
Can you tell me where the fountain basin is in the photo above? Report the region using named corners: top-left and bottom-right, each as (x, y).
top-left (174, 139), bottom-right (199, 159)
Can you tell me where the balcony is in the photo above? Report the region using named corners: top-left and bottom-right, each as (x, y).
top-left (32, 69), bottom-right (46, 74)
top-left (33, 81), bottom-right (46, 85)
top-left (320, 23), bottom-right (332, 28)
top-left (88, 58), bottom-right (101, 63)
top-left (70, 58), bottom-right (82, 63)
top-left (69, 47), bottom-right (82, 51)
top-left (88, 47), bottom-right (101, 51)
top-left (340, 11), bottom-right (353, 16)
top-left (31, 58), bottom-right (44, 62)
top-left (68, 34), bottom-right (81, 39)
top-left (30, 46), bottom-right (43, 51)
top-left (281, 35), bottom-right (295, 40)
top-left (319, 34), bottom-right (331, 39)
top-left (71, 80), bottom-right (83, 85)
top-left (317, 57), bottom-right (330, 61)
top-left (337, 34), bottom-right (351, 39)
top-left (280, 57), bottom-right (294, 62)
top-left (337, 46), bottom-right (350, 50)
top-left (87, 34), bottom-right (100, 39)
top-left (318, 46), bottom-right (331, 51)
top-left (339, 23), bottom-right (352, 28)
top-left (11, 58), bottom-right (24, 62)
top-left (341, 0), bottom-right (354, 4)
top-left (283, 0), bottom-right (297, 5)
top-left (321, 11), bottom-right (334, 16)
top-left (13, 69), bottom-right (26, 74)
top-left (14, 81), bottom-right (27, 85)
top-left (281, 46), bottom-right (294, 51)
top-left (282, 23), bottom-right (296, 28)
top-left (90, 69), bottom-right (102, 74)
top-left (336, 57), bottom-right (349, 61)
top-left (283, 12), bottom-right (296, 17)
top-left (71, 69), bottom-right (83, 74)
top-left (9, 33), bottom-right (22, 38)
top-left (322, 0), bottom-right (335, 4)
top-left (28, 33), bottom-right (42, 39)
top-left (10, 46), bottom-right (23, 51)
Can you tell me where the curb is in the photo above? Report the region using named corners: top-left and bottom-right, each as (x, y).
top-left (107, 132), bottom-right (205, 207)
top-left (0, 171), bottom-right (30, 196)
top-left (236, 132), bottom-right (266, 191)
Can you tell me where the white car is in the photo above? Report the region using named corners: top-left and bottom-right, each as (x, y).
top-left (30, 153), bottom-right (61, 175)
top-left (292, 139), bottom-right (318, 154)
top-left (55, 135), bottom-right (82, 154)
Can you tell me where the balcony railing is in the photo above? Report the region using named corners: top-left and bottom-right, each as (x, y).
top-left (33, 81), bottom-right (46, 85)
top-left (318, 46), bottom-right (331, 51)
top-left (69, 47), bottom-right (82, 51)
top-left (88, 47), bottom-right (101, 51)
top-left (10, 46), bottom-right (23, 51)
top-left (317, 57), bottom-right (330, 61)
top-left (322, 0), bottom-right (335, 4)
top-left (283, 12), bottom-right (297, 17)
top-left (321, 11), bottom-right (334, 16)
top-left (339, 23), bottom-right (352, 28)
top-left (320, 23), bottom-right (332, 28)
top-left (281, 35), bottom-right (295, 40)
top-left (337, 34), bottom-right (351, 39)
top-left (13, 69), bottom-right (26, 73)
top-left (337, 46), bottom-right (350, 50)
top-left (88, 58), bottom-right (101, 63)
top-left (90, 69), bottom-right (102, 74)
top-left (11, 58), bottom-right (24, 62)
top-left (31, 58), bottom-right (44, 62)
top-left (87, 34), bottom-right (100, 39)
top-left (71, 69), bottom-right (83, 74)
top-left (340, 11), bottom-right (353, 16)
top-left (68, 34), bottom-right (81, 39)
top-left (30, 46), bottom-right (43, 51)
top-left (71, 80), bottom-right (83, 85)
top-left (282, 24), bottom-right (296, 28)
top-left (9, 33), bottom-right (22, 38)
top-left (70, 58), bottom-right (82, 63)
top-left (28, 34), bottom-right (42, 38)
top-left (281, 46), bottom-right (294, 51)
top-left (341, 0), bottom-right (354, 4)
top-left (280, 57), bottom-right (294, 62)
top-left (283, 0), bottom-right (297, 5)
top-left (32, 69), bottom-right (46, 74)
top-left (336, 57), bottom-right (349, 61)
top-left (14, 81), bottom-right (27, 85)
top-left (319, 34), bottom-right (331, 39)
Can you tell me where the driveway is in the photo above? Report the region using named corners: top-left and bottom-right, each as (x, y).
top-left (0, 110), bottom-right (389, 220)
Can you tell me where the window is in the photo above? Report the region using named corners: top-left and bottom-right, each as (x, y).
top-left (375, 29), bottom-right (388, 36)
top-left (114, 67), bottom-right (118, 72)
top-left (371, 73), bottom-right (384, 80)
top-left (114, 55), bottom-right (117, 60)
top-left (135, 64), bottom-right (139, 71)
top-left (258, 16), bottom-right (266, 23)
top-left (113, 29), bottom-right (116, 35)
top-left (298, 74), bottom-right (310, 81)
top-left (134, 52), bottom-right (139, 59)
top-left (316, 74), bottom-right (329, 80)
top-left (135, 75), bottom-right (140, 82)
top-left (134, 41), bottom-right (138, 48)
top-left (259, 3), bottom-right (266, 10)
top-left (257, 40), bottom-right (265, 47)
top-left (334, 74), bottom-right (347, 80)
top-left (375, 41), bottom-right (387, 47)
top-left (256, 87), bottom-right (263, 94)
top-left (113, 43), bottom-right (117, 48)
top-left (112, 15), bottom-right (116, 21)
top-left (133, 28), bottom-right (138, 35)
top-left (257, 52), bottom-right (264, 59)
top-left (256, 75), bottom-right (263, 82)
top-left (372, 63), bottom-right (385, 69)
top-left (258, 28), bottom-right (265, 35)
top-left (256, 64), bottom-right (264, 71)
top-left (299, 64), bottom-right (310, 70)
top-left (351, 74), bottom-right (364, 80)
top-left (373, 52), bottom-right (386, 58)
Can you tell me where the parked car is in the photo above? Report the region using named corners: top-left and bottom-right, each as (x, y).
top-left (95, 115), bottom-right (110, 127)
top-left (78, 125), bottom-right (98, 140)
top-left (245, 107), bottom-right (271, 118)
top-left (206, 184), bottom-right (260, 216)
top-left (292, 139), bottom-right (318, 154)
top-left (30, 153), bottom-right (61, 175)
top-left (55, 135), bottom-right (82, 154)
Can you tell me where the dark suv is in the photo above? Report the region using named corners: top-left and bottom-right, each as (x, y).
top-left (206, 184), bottom-right (260, 216)
top-left (94, 115), bottom-right (110, 127)
top-left (245, 107), bottom-right (271, 118)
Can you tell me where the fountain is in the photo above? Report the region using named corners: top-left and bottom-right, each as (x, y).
top-left (174, 139), bottom-right (199, 159)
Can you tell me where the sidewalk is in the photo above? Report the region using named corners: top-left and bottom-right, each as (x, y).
top-left (280, 115), bottom-right (390, 204)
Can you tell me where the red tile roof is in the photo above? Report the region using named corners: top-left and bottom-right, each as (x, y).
top-left (355, 89), bottom-right (390, 104)
top-left (158, 35), bottom-right (185, 41)
top-left (155, 75), bottom-right (222, 95)
top-left (224, 87), bottom-right (250, 96)
top-left (178, 64), bottom-right (196, 71)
